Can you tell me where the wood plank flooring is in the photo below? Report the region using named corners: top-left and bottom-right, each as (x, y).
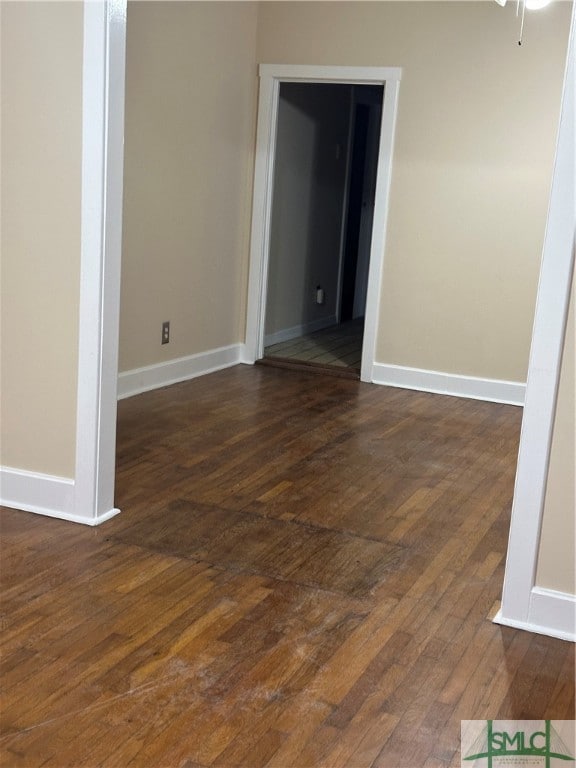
top-left (1, 365), bottom-right (574, 767)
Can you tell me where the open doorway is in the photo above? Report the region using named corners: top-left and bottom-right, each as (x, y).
top-left (262, 83), bottom-right (383, 378)
top-left (244, 65), bottom-right (401, 384)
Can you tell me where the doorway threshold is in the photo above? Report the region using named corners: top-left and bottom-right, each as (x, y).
top-left (256, 357), bottom-right (360, 380)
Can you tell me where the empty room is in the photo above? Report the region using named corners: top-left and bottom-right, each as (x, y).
top-left (1, 1), bottom-right (574, 767)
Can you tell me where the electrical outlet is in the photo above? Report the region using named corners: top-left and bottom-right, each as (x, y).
top-left (162, 321), bottom-right (170, 344)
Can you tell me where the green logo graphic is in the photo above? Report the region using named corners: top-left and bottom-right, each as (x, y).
top-left (463, 721), bottom-right (575, 768)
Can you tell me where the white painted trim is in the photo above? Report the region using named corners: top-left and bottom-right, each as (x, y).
top-left (260, 65), bottom-right (402, 84)
top-left (0, 467), bottom-right (119, 526)
top-left (245, 69), bottom-right (279, 363)
top-left (371, 363), bottom-right (525, 406)
top-left (0, 467), bottom-right (75, 519)
top-left (528, 588), bottom-right (576, 641)
top-left (238, 344), bottom-right (252, 365)
top-left (360, 77), bottom-right (399, 383)
top-left (244, 64), bottom-right (402, 382)
top-left (117, 345), bottom-right (243, 400)
top-left (74, 0), bottom-right (126, 524)
top-left (264, 315), bottom-right (338, 348)
top-left (496, 5), bottom-right (575, 638)
top-left (493, 586), bottom-right (576, 643)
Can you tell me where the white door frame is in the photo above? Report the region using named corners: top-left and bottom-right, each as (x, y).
top-left (243, 64), bottom-right (402, 383)
top-left (74, 0), bottom-right (126, 524)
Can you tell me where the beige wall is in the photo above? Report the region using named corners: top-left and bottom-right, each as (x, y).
top-left (536, 274), bottom-right (575, 595)
top-left (119, 1), bottom-right (258, 372)
top-left (256, 1), bottom-right (570, 382)
top-left (0, 1), bottom-right (82, 478)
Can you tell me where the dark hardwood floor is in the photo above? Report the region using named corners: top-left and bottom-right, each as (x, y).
top-left (1, 365), bottom-right (574, 767)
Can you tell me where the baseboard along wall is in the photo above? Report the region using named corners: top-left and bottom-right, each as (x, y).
top-left (117, 344), bottom-right (244, 400)
top-left (493, 587), bottom-right (576, 643)
top-left (117, 346), bottom-right (526, 406)
top-left (371, 363), bottom-right (525, 406)
top-left (0, 466), bottom-right (120, 526)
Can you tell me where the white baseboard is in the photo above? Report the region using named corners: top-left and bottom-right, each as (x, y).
top-left (264, 315), bottom-right (338, 348)
top-left (371, 363), bottom-right (525, 406)
top-left (493, 587), bottom-right (576, 642)
top-left (238, 343), bottom-right (253, 365)
top-left (117, 344), bottom-right (243, 400)
top-left (0, 466), bottom-right (120, 526)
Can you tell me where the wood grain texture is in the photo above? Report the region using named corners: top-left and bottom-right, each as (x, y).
top-left (1, 365), bottom-right (573, 767)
